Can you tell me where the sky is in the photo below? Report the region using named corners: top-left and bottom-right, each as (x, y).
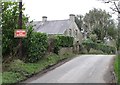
top-left (23, 0), bottom-right (118, 21)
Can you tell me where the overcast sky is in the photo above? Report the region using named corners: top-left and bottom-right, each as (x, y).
top-left (23, 0), bottom-right (118, 21)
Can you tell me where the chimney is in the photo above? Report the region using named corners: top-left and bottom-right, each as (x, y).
top-left (69, 14), bottom-right (75, 22)
top-left (42, 16), bottom-right (47, 22)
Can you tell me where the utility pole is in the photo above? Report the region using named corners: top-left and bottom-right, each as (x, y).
top-left (18, 0), bottom-right (22, 57)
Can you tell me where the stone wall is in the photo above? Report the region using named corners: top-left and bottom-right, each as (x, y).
top-left (59, 47), bottom-right (73, 55)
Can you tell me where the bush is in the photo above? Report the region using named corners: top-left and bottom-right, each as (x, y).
top-left (53, 38), bottom-right (60, 54)
top-left (89, 34), bottom-right (97, 42)
top-left (8, 59), bottom-right (41, 77)
top-left (96, 44), bottom-right (116, 54)
top-left (56, 36), bottom-right (74, 47)
top-left (82, 39), bottom-right (94, 52)
top-left (82, 39), bottom-right (116, 54)
top-left (54, 36), bottom-right (74, 54)
top-left (2, 2), bottom-right (31, 59)
top-left (25, 32), bottom-right (48, 63)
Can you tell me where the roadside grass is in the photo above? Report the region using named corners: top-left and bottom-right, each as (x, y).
top-left (114, 55), bottom-right (120, 84)
top-left (2, 72), bottom-right (26, 84)
top-left (2, 53), bottom-right (76, 85)
top-left (0, 73), bottom-right (2, 85)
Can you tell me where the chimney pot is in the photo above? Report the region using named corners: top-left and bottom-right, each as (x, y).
top-left (42, 16), bottom-right (47, 22)
top-left (69, 14), bottom-right (75, 22)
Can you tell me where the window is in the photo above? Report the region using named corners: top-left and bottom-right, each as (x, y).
top-left (69, 29), bottom-right (72, 36)
top-left (75, 29), bottom-right (78, 37)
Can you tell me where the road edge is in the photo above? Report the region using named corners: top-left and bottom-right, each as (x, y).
top-left (103, 55), bottom-right (117, 83)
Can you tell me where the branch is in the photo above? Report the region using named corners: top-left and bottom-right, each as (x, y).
top-left (98, 0), bottom-right (120, 14)
top-left (110, 7), bottom-right (119, 12)
top-left (113, 1), bottom-right (120, 14)
top-left (104, 0), bottom-right (112, 3)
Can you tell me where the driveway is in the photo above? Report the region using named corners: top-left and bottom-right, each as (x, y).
top-left (24, 55), bottom-right (115, 83)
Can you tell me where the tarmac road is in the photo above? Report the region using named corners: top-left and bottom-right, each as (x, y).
top-left (24, 55), bottom-right (115, 83)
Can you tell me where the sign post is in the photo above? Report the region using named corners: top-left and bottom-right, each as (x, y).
top-left (14, 29), bottom-right (27, 38)
top-left (18, 0), bottom-right (22, 57)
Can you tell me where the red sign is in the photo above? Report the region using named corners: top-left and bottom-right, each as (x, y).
top-left (14, 29), bottom-right (27, 38)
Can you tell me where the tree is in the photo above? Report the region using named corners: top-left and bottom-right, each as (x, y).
top-left (98, 0), bottom-right (120, 51)
top-left (106, 20), bottom-right (117, 39)
top-left (2, 2), bottom-right (33, 59)
top-left (75, 15), bottom-right (83, 31)
top-left (83, 8), bottom-right (116, 41)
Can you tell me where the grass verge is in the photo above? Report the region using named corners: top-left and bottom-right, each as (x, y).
top-left (114, 55), bottom-right (120, 84)
top-left (2, 53), bottom-right (76, 85)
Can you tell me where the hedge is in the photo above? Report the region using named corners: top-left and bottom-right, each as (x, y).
top-left (82, 39), bottom-right (116, 54)
top-left (54, 36), bottom-right (74, 54)
top-left (24, 32), bottom-right (48, 63)
top-left (56, 36), bottom-right (74, 47)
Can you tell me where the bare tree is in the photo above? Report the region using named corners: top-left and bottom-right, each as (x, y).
top-left (98, 0), bottom-right (120, 14)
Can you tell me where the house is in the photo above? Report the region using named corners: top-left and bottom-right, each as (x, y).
top-left (32, 14), bottom-right (83, 46)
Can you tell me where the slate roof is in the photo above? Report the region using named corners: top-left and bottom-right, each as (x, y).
top-left (32, 19), bottom-right (70, 34)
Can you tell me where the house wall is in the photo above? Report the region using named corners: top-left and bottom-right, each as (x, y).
top-left (64, 21), bottom-right (83, 45)
top-left (63, 20), bottom-right (83, 53)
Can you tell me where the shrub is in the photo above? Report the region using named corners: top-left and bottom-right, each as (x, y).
top-left (82, 39), bottom-right (116, 54)
top-left (53, 38), bottom-right (60, 54)
top-left (89, 34), bottom-right (97, 42)
top-left (25, 32), bottom-right (48, 63)
top-left (82, 39), bottom-right (94, 52)
top-left (96, 44), bottom-right (116, 54)
top-left (56, 36), bottom-right (74, 47)
top-left (54, 36), bottom-right (74, 54)
top-left (8, 59), bottom-right (41, 77)
top-left (2, 2), bottom-right (31, 59)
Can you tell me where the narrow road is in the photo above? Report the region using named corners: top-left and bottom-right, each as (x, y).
top-left (24, 55), bottom-right (115, 83)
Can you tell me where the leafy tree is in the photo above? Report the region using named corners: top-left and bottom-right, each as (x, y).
top-left (106, 20), bottom-right (117, 39)
top-left (83, 8), bottom-right (116, 41)
top-left (97, 0), bottom-right (120, 52)
top-left (75, 15), bottom-right (83, 31)
top-left (2, 2), bottom-right (32, 59)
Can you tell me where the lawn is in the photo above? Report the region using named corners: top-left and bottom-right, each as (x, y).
top-left (114, 55), bottom-right (120, 84)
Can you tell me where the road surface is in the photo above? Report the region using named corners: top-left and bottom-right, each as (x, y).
top-left (24, 55), bottom-right (115, 83)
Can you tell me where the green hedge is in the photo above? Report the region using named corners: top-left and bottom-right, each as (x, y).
top-left (56, 36), bottom-right (74, 47)
top-left (24, 32), bottom-right (48, 63)
top-left (82, 39), bottom-right (116, 54)
top-left (96, 44), bottom-right (116, 54)
top-left (54, 36), bottom-right (74, 54)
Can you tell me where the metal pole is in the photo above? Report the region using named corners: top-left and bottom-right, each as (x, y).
top-left (18, 0), bottom-right (22, 57)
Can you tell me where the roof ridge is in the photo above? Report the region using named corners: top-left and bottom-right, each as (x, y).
top-left (48, 19), bottom-right (69, 21)
top-left (33, 19), bottom-right (69, 22)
